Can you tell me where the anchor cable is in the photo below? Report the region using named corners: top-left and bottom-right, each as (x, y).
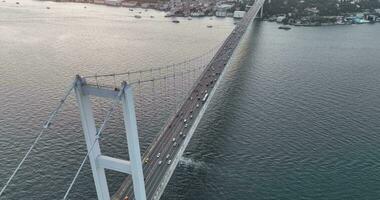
top-left (0, 81), bottom-right (75, 197)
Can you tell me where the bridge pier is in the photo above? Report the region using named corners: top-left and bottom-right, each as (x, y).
top-left (74, 76), bottom-right (147, 200)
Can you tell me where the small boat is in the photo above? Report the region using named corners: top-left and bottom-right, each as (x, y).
top-left (207, 25), bottom-right (213, 28)
top-left (134, 15), bottom-right (141, 19)
top-left (150, 16), bottom-right (154, 18)
top-left (15, 1), bottom-right (19, 4)
top-left (278, 25), bottom-right (291, 30)
top-left (46, 6), bottom-right (50, 9)
top-left (84, 6), bottom-right (87, 8)
top-left (165, 13), bottom-right (174, 17)
top-left (172, 20), bottom-right (180, 23)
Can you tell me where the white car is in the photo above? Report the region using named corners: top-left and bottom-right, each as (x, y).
top-left (172, 138), bottom-right (176, 142)
top-left (167, 160), bottom-right (172, 165)
top-left (190, 115), bottom-right (193, 119)
top-left (185, 124), bottom-right (188, 128)
top-left (173, 142), bottom-right (177, 147)
top-left (183, 119), bottom-right (187, 123)
top-left (158, 160), bottom-right (162, 165)
top-left (166, 154), bottom-right (170, 159)
top-left (196, 104), bottom-right (200, 108)
top-left (156, 153), bottom-right (161, 158)
top-left (179, 131), bottom-right (183, 136)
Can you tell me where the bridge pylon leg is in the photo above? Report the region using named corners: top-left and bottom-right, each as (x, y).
top-left (74, 76), bottom-right (147, 200)
top-left (74, 77), bottom-right (111, 200)
top-left (121, 84), bottom-right (147, 200)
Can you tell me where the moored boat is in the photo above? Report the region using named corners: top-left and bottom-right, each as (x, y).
top-left (278, 25), bottom-right (291, 30)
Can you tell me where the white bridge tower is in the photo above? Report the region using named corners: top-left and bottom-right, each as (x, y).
top-left (74, 75), bottom-right (146, 200)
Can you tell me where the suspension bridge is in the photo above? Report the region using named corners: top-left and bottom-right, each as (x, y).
top-left (0, 0), bottom-right (267, 199)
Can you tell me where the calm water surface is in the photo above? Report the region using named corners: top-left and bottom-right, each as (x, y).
top-left (1, 0), bottom-right (380, 199)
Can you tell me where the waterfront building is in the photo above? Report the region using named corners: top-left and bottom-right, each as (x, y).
top-left (122, 1), bottom-right (138, 7)
top-left (159, 3), bottom-right (169, 11)
top-left (356, 12), bottom-right (365, 18)
top-left (104, 0), bottom-right (122, 6)
top-left (141, 3), bottom-right (150, 8)
top-left (226, 12), bottom-right (234, 17)
top-left (216, 10), bottom-right (227, 17)
top-left (233, 10), bottom-right (245, 18)
top-left (215, 4), bottom-right (234, 17)
top-left (93, 0), bottom-right (105, 4)
top-left (190, 11), bottom-right (205, 17)
top-left (276, 15), bottom-right (286, 22)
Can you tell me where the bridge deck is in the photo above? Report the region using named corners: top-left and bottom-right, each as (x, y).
top-left (112, 1), bottom-right (266, 199)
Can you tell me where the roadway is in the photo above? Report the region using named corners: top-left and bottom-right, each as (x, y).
top-left (112, 1), bottom-right (266, 199)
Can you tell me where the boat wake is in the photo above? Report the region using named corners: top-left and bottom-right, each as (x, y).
top-left (179, 157), bottom-right (205, 169)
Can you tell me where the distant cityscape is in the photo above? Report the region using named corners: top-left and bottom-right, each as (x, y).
top-left (46, 0), bottom-right (380, 25)
top-left (50, 0), bottom-right (252, 18)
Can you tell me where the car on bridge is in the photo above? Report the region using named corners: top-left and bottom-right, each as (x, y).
top-left (202, 93), bottom-right (209, 103)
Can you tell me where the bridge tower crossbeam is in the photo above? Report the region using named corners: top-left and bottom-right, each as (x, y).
top-left (74, 76), bottom-right (147, 200)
